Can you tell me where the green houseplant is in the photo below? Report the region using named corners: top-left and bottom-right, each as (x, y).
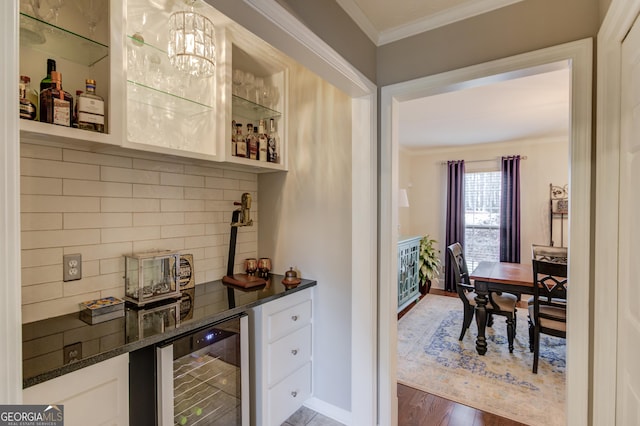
top-left (418, 235), bottom-right (441, 295)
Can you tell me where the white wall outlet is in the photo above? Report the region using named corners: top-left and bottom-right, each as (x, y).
top-left (63, 254), bottom-right (82, 282)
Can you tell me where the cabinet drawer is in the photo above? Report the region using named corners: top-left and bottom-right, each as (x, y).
top-left (268, 324), bottom-right (312, 386)
top-left (267, 299), bottom-right (311, 342)
top-left (267, 362), bottom-right (312, 426)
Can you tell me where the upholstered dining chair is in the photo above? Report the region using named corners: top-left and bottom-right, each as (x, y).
top-left (446, 242), bottom-right (519, 352)
top-left (530, 249), bottom-right (568, 373)
top-left (528, 245), bottom-right (568, 352)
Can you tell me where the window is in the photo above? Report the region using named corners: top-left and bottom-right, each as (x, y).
top-left (464, 171), bottom-right (501, 270)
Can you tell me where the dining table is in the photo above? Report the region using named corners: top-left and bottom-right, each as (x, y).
top-left (469, 261), bottom-right (534, 355)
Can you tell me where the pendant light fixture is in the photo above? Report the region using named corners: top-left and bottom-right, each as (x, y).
top-left (167, 0), bottom-right (216, 78)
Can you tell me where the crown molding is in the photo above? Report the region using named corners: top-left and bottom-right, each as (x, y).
top-left (337, 0), bottom-right (524, 46)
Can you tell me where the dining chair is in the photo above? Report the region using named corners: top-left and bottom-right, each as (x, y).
top-left (447, 242), bottom-right (519, 352)
top-left (530, 255), bottom-right (568, 373)
top-left (528, 245), bottom-right (567, 352)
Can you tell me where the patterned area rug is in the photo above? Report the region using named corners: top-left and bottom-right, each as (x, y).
top-left (397, 294), bottom-right (566, 426)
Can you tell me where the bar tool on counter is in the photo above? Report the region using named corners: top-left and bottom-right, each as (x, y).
top-left (222, 193), bottom-right (266, 306)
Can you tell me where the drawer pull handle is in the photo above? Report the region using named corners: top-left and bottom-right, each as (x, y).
top-left (291, 391), bottom-right (298, 398)
top-left (291, 349), bottom-right (298, 356)
top-left (291, 315), bottom-right (298, 321)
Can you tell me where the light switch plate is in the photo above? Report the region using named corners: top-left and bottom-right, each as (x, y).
top-left (63, 254), bottom-right (82, 282)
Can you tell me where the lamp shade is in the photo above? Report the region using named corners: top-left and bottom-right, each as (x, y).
top-left (399, 189), bottom-right (410, 208)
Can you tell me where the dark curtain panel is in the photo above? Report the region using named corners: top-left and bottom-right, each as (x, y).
top-left (500, 155), bottom-right (521, 263)
top-left (445, 160), bottom-right (465, 292)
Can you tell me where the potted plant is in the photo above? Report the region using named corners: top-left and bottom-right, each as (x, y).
top-left (418, 235), bottom-right (441, 295)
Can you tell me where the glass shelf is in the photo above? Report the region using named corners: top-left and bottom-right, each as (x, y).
top-left (19, 12), bottom-right (109, 67)
top-left (127, 80), bottom-right (214, 116)
top-left (232, 95), bottom-right (281, 121)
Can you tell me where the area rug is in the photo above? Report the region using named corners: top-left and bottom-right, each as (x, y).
top-left (397, 294), bottom-right (566, 426)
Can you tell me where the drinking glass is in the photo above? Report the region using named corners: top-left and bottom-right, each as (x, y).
top-left (232, 69), bottom-right (245, 96)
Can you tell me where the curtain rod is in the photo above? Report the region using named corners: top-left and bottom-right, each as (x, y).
top-left (440, 156), bottom-right (527, 165)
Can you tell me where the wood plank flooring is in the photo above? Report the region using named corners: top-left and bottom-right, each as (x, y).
top-left (397, 288), bottom-right (527, 426)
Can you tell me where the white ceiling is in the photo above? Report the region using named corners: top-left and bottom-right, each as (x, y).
top-left (333, 0), bottom-right (570, 150)
top-left (398, 68), bottom-right (571, 149)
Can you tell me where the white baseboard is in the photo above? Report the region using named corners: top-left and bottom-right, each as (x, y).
top-left (304, 397), bottom-right (352, 425)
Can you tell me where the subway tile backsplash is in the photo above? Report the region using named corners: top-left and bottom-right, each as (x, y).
top-left (20, 142), bottom-right (258, 323)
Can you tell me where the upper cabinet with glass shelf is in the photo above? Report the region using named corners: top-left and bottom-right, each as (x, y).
top-left (18, 0), bottom-right (288, 172)
top-left (18, 0), bottom-right (118, 145)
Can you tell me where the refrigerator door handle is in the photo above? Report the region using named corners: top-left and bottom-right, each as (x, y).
top-left (157, 344), bottom-right (174, 426)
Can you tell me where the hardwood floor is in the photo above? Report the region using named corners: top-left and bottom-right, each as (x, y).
top-left (397, 289), bottom-right (527, 426)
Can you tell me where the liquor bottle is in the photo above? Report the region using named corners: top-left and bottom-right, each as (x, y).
top-left (231, 120), bottom-right (237, 156)
top-left (245, 123), bottom-right (256, 160)
top-left (268, 118), bottom-right (279, 163)
top-left (40, 71), bottom-right (73, 127)
top-left (235, 123), bottom-right (247, 157)
top-left (258, 119), bottom-right (268, 162)
top-left (40, 58), bottom-right (56, 93)
top-left (249, 126), bottom-right (259, 160)
top-left (19, 76), bottom-right (37, 120)
top-left (77, 79), bottom-right (105, 133)
top-left (73, 90), bottom-right (83, 128)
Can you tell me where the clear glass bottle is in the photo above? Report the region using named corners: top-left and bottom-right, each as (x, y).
top-left (258, 119), bottom-right (268, 162)
top-left (40, 71), bottom-right (73, 127)
top-left (19, 76), bottom-right (37, 121)
top-left (268, 118), bottom-right (279, 163)
top-left (77, 79), bottom-right (105, 133)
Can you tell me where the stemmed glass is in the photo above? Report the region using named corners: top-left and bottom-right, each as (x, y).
top-left (75, 0), bottom-right (106, 37)
top-left (45, 0), bottom-right (64, 25)
top-left (232, 69), bottom-right (245, 97)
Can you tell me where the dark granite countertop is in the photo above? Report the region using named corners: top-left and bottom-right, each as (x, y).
top-left (22, 274), bottom-right (316, 388)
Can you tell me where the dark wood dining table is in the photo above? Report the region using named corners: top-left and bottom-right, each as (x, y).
top-left (469, 261), bottom-right (534, 355)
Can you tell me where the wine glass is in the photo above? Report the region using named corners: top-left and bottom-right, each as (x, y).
top-left (232, 69), bottom-right (245, 96)
top-left (44, 0), bottom-right (64, 25)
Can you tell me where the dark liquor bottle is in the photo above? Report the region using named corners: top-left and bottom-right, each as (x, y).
top-left (40, 59), bottom-right (56, 93)
top-left (249, 126), bottom-right (259, 160)
top-left (19, 76), bottom-right (37, 120)
top-left (231, 120), bottom-right (237, 155)
top-left (244, 123), bottom-right (255, 159)
top-left (40, 71), bottom-right (73, 127)
top-left (236, 123), bottom-right (246, 157)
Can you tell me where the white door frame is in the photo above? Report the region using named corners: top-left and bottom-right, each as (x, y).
top-left (0, 0), bottom-right (22, 403)
top-left (380, 39), bottom-right (592, 426)
top-left (593, 0), bottom-right (640, 424)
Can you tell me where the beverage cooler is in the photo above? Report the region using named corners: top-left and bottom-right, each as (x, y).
top-left (151, 314), bottom-right (249, 426)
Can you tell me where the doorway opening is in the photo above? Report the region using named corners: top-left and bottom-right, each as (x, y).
top-left (379, 39), bottom-right (592, 425)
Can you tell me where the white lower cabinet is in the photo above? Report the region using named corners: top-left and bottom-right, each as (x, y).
top-left (251, 288), bottom-right (313, 426)
top-left (22, 354), bottom-right (129, 426)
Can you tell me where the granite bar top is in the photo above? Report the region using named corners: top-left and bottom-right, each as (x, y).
top-left (22, 274), bottom-right (316, 388)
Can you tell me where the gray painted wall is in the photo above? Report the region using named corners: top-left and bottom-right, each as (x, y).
top-left (278, 0), bottom-right (601, 87)
top-left (275, 0), bottom-right (377, 83)
top-left (377, 0), bottom-right (600, 86)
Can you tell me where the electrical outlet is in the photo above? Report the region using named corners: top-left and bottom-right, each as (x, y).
top-left (63, 342), bottom-right (82, 364)
top-left (63, 254), bottom-right (82, 282)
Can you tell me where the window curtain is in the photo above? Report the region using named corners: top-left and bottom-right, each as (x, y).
top-left (445, 160), bottom-right (465, 292)
top-left (500, 155), bottom-right (521, 263)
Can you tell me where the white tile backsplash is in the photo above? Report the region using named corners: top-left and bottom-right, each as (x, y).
top-left (21, 145), bottom-right (259, 323)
